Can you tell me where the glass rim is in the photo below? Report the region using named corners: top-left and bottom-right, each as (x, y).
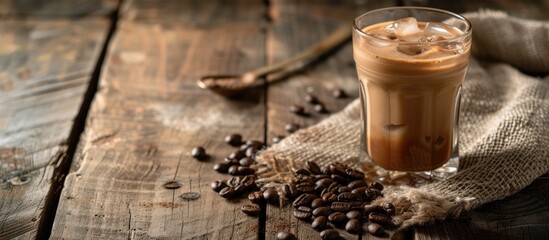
top-left (353, 6), bottom-right (472, 45)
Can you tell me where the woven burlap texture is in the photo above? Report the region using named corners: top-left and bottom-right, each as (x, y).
top-left (256, 10), bottom-right (549, 228)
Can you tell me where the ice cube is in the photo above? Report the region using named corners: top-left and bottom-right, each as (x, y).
top-left (438, 41), bottom-right (465, 54)
top-left (393, 17), bottom-right (423, 42)
top-left (367, 29), bottom-right (394, 46)
top-left (423, 22), bottom-right (455, 39)
top-left (396, 44), bottom-right (428, 55)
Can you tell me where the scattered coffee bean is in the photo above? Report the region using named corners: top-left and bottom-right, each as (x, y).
top-left (219, 187), bottom-right (236, 199)
top-left (239, 157), bottom-right (255, 166)
top-left (328, 212), bottom-right (347, 225)
top-left (305, 161), bottom-right (322, 174)
top-left (228, 165), bottom-right (239, 175)
top-left (180, 192), bottom-right (201, 200)
top-left (241, 204), bottom-right (260, 216)
top-left (330, 202), bottom-right (351, 212)
top-left (351, 187), bottom-right (369, 197)
top-left (213, 162), bottom-right (230, 173)
top-left (312, 216), bottom-right (328, 231)
top-left (330, 174), bottom-right (347, 184)
top-left (326, 182), bottom-right (341, 192)
top-left (315, 178), bottom-right (335, 188)
top-left (163, 181), bottom-right (182, 189)
top-left (293, 193), bottom-right (316, 208)
top-left (263, 188), bottom-right (279, 204)
top-left (285, 123), bottom-right (300, 133)
top-left (311, 198), bottom-right (325, 209)
top-left (345, 219), bottom-right (361, 234)
top-left (228, 150), bottom-right (246, 160)
top-left (365, 188), bottom-right (382, 201)
top-left (335, 186), bottom-right (352, 194)
top-left (320, 229), bottom-right (340, 240)
top-left (289, 104), bottom-right (306, 115)
top-left (272, 135), bottom-right (285, 143)
top-left (367, 223), bottom-right (385, 236)
top-left (295, 168), bottom-right (311, 175)
top-left (312, 206), bottom-right (332, 217)
top-left (224, 157), bottom-right (239, 165)
top-left (211, 181), bottom-right (228, 192)
top-left (369, 212), bottom-right (390, 225)
top-left (345, 168), bottom-right (365, 180)
top-left (296, 182), bottom-right (315, 193)
top-left (241, 175), bottom-right (256, 187)
top-left (347, 180), bottom-right (368, 189)
top-left (349, 202), bottom-right (366, 210)
top-left (293, 206), bottom-right (312, 220)
top-left (363, 204), bottom-right (385, 215)
top-left (382, 202), bottom-right (396, 216)
top-left (248, 191), bottom-right (265, 204)
top-left (225, 134), bottom-right (243, 146)
top-left (313, 103), bottom-right (327, 113)
top-left (369, 181), bottom-right (384, 191)
top-left (237, 166), bottom-right (255, 175)
top-left (305, 94), bottom-right (319, 104)
top-left (244, 146), bottom-right (257, 158)
top-left (322, 192), bottom-right (338, 204)
top-left (332, 88), bottom-right (347, 98)
top-left (346, 210), bottom-right (363, 220)
top-left (246, 140), bottom-right (264, 149)
top-left (191, 146), bottom-right (207, 160)
top-left (277, 231), bottom-right (297, 240)
top-left (227, 176), bottom-right (242, 187)
top-left (338, 192), bottom-right (360, 202)
top-left (328, 164), bottom-right (346, 175)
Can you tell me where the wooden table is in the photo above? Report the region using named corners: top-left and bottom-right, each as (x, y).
top-left (1, 0), bottom-right (548, 239)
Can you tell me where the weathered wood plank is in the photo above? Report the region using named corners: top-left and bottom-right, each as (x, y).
top-left (0, 19), bottom-right (109, 239)
top-left (0, 0), bottom-right (118, 18)
top-left (264, 0), bottom-right (395, 239)
top-left (51, 1), bottom-right (268, 239)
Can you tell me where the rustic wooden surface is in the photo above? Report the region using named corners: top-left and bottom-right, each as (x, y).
top-left (0, 0), bottom-right (548, 239)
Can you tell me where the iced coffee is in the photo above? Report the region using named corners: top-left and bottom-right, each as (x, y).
top-left (353, 8), bottom-right (472, 175)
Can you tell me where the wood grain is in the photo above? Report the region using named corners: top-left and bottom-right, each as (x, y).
top-left (0, 0), bottom-right (118, 18)
top-left (0, 19), bottom-right (109, 239)
top-left (263, 0), bottom-right (395, 239)
top-left (51, 1), bottom-right (269, 239)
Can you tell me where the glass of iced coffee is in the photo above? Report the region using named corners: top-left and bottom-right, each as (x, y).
top-left (353, 7), bottom-right (472, 184)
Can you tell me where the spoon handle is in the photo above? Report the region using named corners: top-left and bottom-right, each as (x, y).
top-left (248, 24), bottom-right (351, 81)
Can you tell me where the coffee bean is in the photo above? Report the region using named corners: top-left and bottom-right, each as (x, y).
top-left (248, 191), bottom-right (265, 204)
top-left (241, 175), bottom-right (256, 187)
top-left (237, 166), bottom-right (255, 175)
top-left (328, 164), bottom-right (347, 175)
top-left (345, 168), bottom-right (365, 180)
top-left (225, 134), bottom-right (243, 146)
top-left (303, 161), bottom-right (321, 174)
top-left (293, 193), bottom-right (316, 208)
top-left (312, 206), bottom-right (332, 217)
top-left (330, 202), bottom-right (351, 212)
top-left (283, 184), bottom-right (299, 199)
top-left (311, 198), bottom-right (325, 209)
top-left (328, 212), bottom-right (347, 225)
top-left (213, 162), bottom-right (230, 173)
top-left (312, 216), bottom-right (328, 231)
top-left (305, 94), bottom-right (319, 104)
top-left (241, 204), bottom-right (260, 216)
top-left (285, 123), bottom-right (300, 133)
top-left (349, 202), bottom-right (367, 210)
top-left (263, 188), bottom-right (279, 204)
top-left (320, 229), bottom-right (340, 240)
top-left (296, 182), bottom-right (315, 193)
top-left (277, 231), bottom-right (297, 240)
top-left (351, 187), bottom-right (369, 197)
top-left (219, 187), bottom-right (236, 199)
top-left (313, 103), bottom-right (327, 113)
top-left (228, 165), bottom-right (239, 175)
top-left (321, 192), bottom-right (338, 204)
top-left (228, 150), bottom-right (246, 160)
top-left (338, 192), bottom-right (360, 202)
top-left (363, 204), bottom-right (385, 215)
top-left (289, 104), bottom-right (306, 115)
top-left (313, 174), bottom-right (330, 180)
top-left (295, 168), bottom-right (311, 175)
top-left (369, 181), bottom-right (384, 191)
top-left (272, 135), bottom-right (285, 144)
top-left (210, 181), bottom-right (228, 192)
top-left (346, 210), bottom-right (362, 220)
top-left (246, 140), bottom-right (263, 148)
top-left (315, 178), bottom-right (335, 188)
top-left (369, 212), bottom-right (390, 225)
top-left (332, 88), bottom-right (347, 98)
top-left (191, 146), bottom-right (207, 160)
top-left (335, 186), bottom-right (352, 194)
top-left (348, 180), bottom-right (368, 189)
top-left (367, 223), bottom-right (385, 236)
top-left (320, 166), bottom-right (330, 175)
top-left (330, 174), bottom-right (347, 185)
top-left (326, 182), bottom-right (340, 192)
top-left (381, 202), bottom-right (396, 216)
top-left (227, 176), bottom-right (242, 187)
top-left (224, 158), bottom-right (239, 165)
top-left (345, 219), bottom-right (361, 234)
top-left (365, 188), bottom-right (382, 200)
top-left (244, 146), bottom-right (257, 158)
top-left (234, 183), bottom-right (248, 194)
top-left (293, 206), bottom-right (312, 220)
top-left (239, 157), bottom-right (255, 166)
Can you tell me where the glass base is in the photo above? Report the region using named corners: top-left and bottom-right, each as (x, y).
top-left (359, 150), bottom-right (458, 187)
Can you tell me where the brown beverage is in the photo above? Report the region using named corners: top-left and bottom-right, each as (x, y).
top-left (354, 17), bottom-right (471, 171)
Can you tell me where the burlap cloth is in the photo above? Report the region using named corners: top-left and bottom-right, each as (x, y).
top-left (256, 10), bottom-right (549, 228)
